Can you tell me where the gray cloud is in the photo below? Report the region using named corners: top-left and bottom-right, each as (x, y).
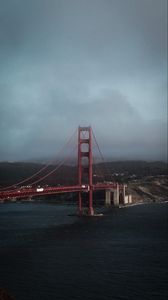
top-left (0, 0), bottom-right (167, 161)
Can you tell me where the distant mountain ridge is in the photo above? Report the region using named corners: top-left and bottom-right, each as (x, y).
top-left (0, 161), bottom-right (167, 188)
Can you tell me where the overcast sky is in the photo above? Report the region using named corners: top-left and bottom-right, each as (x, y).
top-left (0, 0), bottom-right (167, 162)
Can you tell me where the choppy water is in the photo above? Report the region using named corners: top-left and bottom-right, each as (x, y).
top-left (0, 202), bottom-right (167, 300)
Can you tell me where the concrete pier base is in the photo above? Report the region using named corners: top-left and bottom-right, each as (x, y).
top-left (105, 185), bottom-right (119, 207)
top-left (113, 184), bottom-right (119, 207)
top-left (105, 190), bottom-right (111, 206)
top-left (89, 207), bottom-right (94, 216)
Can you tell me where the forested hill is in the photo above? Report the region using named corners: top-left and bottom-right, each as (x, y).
top-left (0, 161), bottom-right (167, 188)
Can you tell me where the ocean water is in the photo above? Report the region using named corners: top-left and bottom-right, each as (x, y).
top-left (0, 202), bottom-right (167, 300)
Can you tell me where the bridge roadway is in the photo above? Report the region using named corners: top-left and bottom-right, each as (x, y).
top-left (0, 183), bottom-right (119, 200)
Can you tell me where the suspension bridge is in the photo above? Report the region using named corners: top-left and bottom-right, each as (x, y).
top-left (0, 127), bottom-right (127, 215)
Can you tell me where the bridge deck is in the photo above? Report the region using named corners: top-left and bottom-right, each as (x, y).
top-left (0, 183), bottom-right (120, 200)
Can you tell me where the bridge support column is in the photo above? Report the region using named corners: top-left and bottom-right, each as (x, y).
top-left (105, 189), bottom-right (111, 206)
top-left (78, 126), bottom-right (94, 216)
top-left (123, 185), bottom-right (126, 202)
top-left (89, 187), bottom-right (94, 216)
top-left (113, 184), bottom-right (119, 207)
top-left (78, 192), bottom-right (82, 215)
top-left (119, 184), bottom-right (126, 205)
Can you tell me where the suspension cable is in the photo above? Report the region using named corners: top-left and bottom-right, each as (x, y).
top-left (92, 128), bottom-right (113, 181)
top-left (0, 128), bottom-right (77, 190)
top-left (92, 155), bottom-right (104, 181)
top-left (26, 144), bottom-right (78, 186)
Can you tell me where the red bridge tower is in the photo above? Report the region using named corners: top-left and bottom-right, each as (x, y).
top-left (78, 126), bottom-right (94, 216)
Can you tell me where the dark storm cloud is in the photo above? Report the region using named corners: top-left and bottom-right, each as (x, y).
top-left (0, 0), bottom-right (167, 161)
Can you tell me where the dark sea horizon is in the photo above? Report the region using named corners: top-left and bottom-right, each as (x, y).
top-left (0, 201), bottom-right (167, 300)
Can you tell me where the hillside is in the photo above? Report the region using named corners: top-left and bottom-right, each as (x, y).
top-left (0, 161), bottom-right (167, 203)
